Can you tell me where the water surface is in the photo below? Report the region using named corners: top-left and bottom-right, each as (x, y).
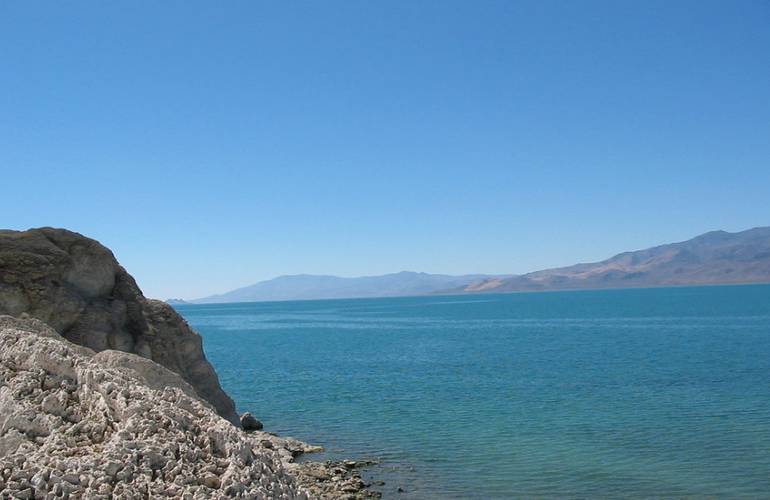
top-left (176, 285), bottom-right (770, 498)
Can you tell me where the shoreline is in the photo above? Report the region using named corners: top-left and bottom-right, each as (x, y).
top-left (240, 427), bottom-right (382, 498)
top-left (173, 280), bottom-right (770, 308)
top-left (0, 315), bottom-right (382, 499)
top-left (0, 228), bottom-right (383, 498)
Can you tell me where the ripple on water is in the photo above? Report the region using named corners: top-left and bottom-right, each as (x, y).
top-left (176, 285), bottom-right (770, 498)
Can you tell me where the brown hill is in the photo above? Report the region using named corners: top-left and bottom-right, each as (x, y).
top-left (457, 227), bottom-right (770, 293)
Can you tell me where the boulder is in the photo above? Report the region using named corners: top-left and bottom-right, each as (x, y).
top-left (241, 412), bottom-right (264, 431)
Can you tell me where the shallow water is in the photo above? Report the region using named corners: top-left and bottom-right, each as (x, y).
top-left (176, 284), bottom-right (770, 498)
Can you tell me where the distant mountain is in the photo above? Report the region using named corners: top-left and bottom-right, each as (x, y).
top-left (193, 227), bottom-right (770, 304)
top-left (165, 298), bottom-right (191, 305)
top-left (194, 271), bottom-right (499, 303)
top-left (454, 227), bottom-right (770, 294)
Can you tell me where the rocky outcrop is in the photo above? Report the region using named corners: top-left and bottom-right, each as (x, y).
top-left (0, 315), bottom-right (308, 499)
top-left (0, 228), bottom-right (383, 498)
top-left (0, 228), bottom-right (238, 424)
top-left (0, 316), bottom-right (380, 499)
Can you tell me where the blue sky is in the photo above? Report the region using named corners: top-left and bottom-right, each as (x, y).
top-left (2, 1), bottom-right (769, 299)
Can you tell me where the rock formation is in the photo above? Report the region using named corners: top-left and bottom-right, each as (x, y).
top-left (0, 315), bottom-right (310, 498)
top-left (0, 228), bottom-right (238, 424)
top-left (0, 316), bottom-right (380, 499)
top-left (0, 228), bottom-right (383, 498)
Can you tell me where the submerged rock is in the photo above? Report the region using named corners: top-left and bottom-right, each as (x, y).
top-left (242, 412), bottom-right (264, 431)
top-left (292, 459), bottom-right (382, 499)
top-left (0, 227), bottom-right (238, 424)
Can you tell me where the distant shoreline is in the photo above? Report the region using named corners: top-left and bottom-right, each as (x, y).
top-left (172, 281), bottom-right (770, 307)
top-left (182, 227), bottom-right (770, 304)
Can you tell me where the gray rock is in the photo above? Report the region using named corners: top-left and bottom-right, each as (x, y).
top-left (291, 458), bottom-right (382, 499)
top-left (241, 412), bottom-right (264, 431)
top-left (202, 474), bottom-right (221, 489)
top-left (0, 228), bottom-right (237, 425)
top-left (92, 350), bottom-right (201, 404)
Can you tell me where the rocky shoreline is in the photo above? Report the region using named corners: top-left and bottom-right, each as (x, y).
top-left (292, 460), bottom-right (380, 499)
top-left (0, 228), bottom-right (382, 499)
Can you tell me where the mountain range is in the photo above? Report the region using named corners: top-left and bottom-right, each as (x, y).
top-left (193, 272), bottom-right (497, 303)
top-left (455, 226), bottom-right (770, 294)
top-left (187, 227), bottom-right (770, 304)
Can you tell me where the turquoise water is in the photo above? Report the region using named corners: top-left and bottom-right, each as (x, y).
top-left (176, 285), bottom-right (770, 498)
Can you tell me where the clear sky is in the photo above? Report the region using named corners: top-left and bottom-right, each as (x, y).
top-left (2, 1), bottom-right (769, 300)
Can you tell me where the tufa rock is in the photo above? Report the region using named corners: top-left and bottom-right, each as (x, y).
top-left (0, 315), bottom-right (377, 499)
top-left (0, 315), bottom-right (310, 499)
top-left (0, 227), bottom-right (238, 424)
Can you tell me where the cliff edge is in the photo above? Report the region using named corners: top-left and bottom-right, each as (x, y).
top-left (0, 228), bottom-right (238, 425)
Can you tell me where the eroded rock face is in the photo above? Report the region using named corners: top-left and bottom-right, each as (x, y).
top-left (0, 228), bottom-right (238, 424)
top-left (0, 316), bottom-right (309, 499)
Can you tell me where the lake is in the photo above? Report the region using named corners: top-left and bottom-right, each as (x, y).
top-left (175, 284), bottom-right (770, 498)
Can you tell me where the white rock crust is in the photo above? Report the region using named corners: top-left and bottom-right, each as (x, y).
top-left (0, 316), bottom-right (311, 499)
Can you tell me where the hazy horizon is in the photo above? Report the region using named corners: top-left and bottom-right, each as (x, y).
top-left (184, 225), bottom-right (767, 301)
top-left (3, 1), bottom-right (768, 299)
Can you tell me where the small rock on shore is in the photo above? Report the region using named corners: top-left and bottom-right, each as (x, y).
top-left (241, 412), bottom-right (264, 431)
